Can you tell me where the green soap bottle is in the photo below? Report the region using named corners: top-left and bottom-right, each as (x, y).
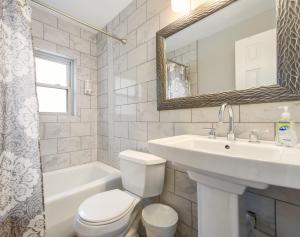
top-left (276, 106), bottom-right (298, 147)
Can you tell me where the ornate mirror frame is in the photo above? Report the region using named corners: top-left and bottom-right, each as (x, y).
top-left (157, 0), bottom-right (300, 110)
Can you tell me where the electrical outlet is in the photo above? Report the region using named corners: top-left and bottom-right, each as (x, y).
top-left (246, 211), bottom-right (257, 229)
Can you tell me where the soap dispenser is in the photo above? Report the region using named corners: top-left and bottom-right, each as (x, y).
top-left (276, 106), bottom-right (298, 147)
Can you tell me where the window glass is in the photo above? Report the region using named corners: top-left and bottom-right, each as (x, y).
top-left (36, 87), bottom-right (67, 113)
top-left (35, 57), bottom-right (68, 87)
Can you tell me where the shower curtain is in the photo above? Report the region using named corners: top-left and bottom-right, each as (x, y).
top-left (166, 61), bottom-right (191, 99)
top-left (0, 0), bottom-right (45, 236)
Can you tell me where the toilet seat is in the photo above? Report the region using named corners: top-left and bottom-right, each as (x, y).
top-left (74, 189), bottom-right (141, 237)
top-left (78, 189), bottom-right (136, 226)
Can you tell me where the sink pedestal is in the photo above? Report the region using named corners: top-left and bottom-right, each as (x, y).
top-left (197, 184), bottom-right (240, 237)
top-left (188, 171), bottom-right (268, 237)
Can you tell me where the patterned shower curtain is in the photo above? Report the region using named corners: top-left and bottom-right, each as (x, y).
top-left (166, 61), bottom-right (191, 99)
top-left (0, 0), bottom-right (45, 236)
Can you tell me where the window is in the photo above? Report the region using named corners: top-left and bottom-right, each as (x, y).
top-left (34, 51), bottom-right (75, 113)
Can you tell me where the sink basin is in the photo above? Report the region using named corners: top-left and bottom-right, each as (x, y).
top-left (149, 134), bottom-right (300, 190)
top-left (148, 135), bottom-right (300, 237)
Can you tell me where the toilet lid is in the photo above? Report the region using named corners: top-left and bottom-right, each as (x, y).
top-left (78, 189), bottom-right (136, 224)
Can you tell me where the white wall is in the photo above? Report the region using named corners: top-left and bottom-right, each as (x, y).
top-left (197, 9), bottom-right (276, 94)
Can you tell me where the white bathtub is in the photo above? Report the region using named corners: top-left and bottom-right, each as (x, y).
top-left (43, 162), bottom-right (122, 237)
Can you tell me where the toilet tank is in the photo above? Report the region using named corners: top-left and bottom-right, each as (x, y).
top-left (119, 150), bottom-right (166, 198)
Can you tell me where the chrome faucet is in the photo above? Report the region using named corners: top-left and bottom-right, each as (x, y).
top-left (218, 103), bottom-right (236, 141)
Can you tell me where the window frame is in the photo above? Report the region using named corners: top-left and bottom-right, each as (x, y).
top-left (34, 50), bottom-right (76, 115)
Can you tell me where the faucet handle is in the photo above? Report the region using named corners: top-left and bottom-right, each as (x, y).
top-left (248, 129), bottom-right (269, 143)
top-left (203, 128), bottom-right (216, 139)
top-left (249, 130), bottom-right (259, 143)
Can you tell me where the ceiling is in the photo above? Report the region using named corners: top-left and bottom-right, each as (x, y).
top-left (35, 0), bottom-right (132, 29)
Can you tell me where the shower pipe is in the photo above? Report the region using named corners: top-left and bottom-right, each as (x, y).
top-left (30, 0), bottom-right (127, 44)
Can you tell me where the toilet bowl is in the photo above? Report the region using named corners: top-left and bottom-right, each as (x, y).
top-left (142, 204), bottom-right (178, 237)
top-left (74, 150), bottom-right (166, 237)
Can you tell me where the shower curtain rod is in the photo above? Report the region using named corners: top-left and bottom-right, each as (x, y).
top-left (30, 0), bottom-right (127, 44)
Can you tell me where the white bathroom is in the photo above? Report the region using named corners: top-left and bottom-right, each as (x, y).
top-left (2, 0), bottom-right (300, 237)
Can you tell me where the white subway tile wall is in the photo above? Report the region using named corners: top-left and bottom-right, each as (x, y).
top-left (31, 6), bottom-right (98, 172)
top-left (96, 0), bottom-right (300, 236)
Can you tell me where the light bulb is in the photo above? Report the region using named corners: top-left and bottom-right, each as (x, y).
top-left (171, 0), bottom-right (190, 14)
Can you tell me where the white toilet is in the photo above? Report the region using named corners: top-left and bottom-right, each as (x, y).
top-left (74, 150), bottom-right (176, 237)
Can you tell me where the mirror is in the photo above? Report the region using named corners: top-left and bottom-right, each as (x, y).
top-left (157, 0), bottom-right (300, 110)
top-left (166, 0), bottom-right (276, 99)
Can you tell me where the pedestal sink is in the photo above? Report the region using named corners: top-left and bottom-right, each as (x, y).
top-left (148, 135), bottom-right (300, 237)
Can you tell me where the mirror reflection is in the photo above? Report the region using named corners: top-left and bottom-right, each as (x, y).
top-left (165, 0), bottom-right (277, 99)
